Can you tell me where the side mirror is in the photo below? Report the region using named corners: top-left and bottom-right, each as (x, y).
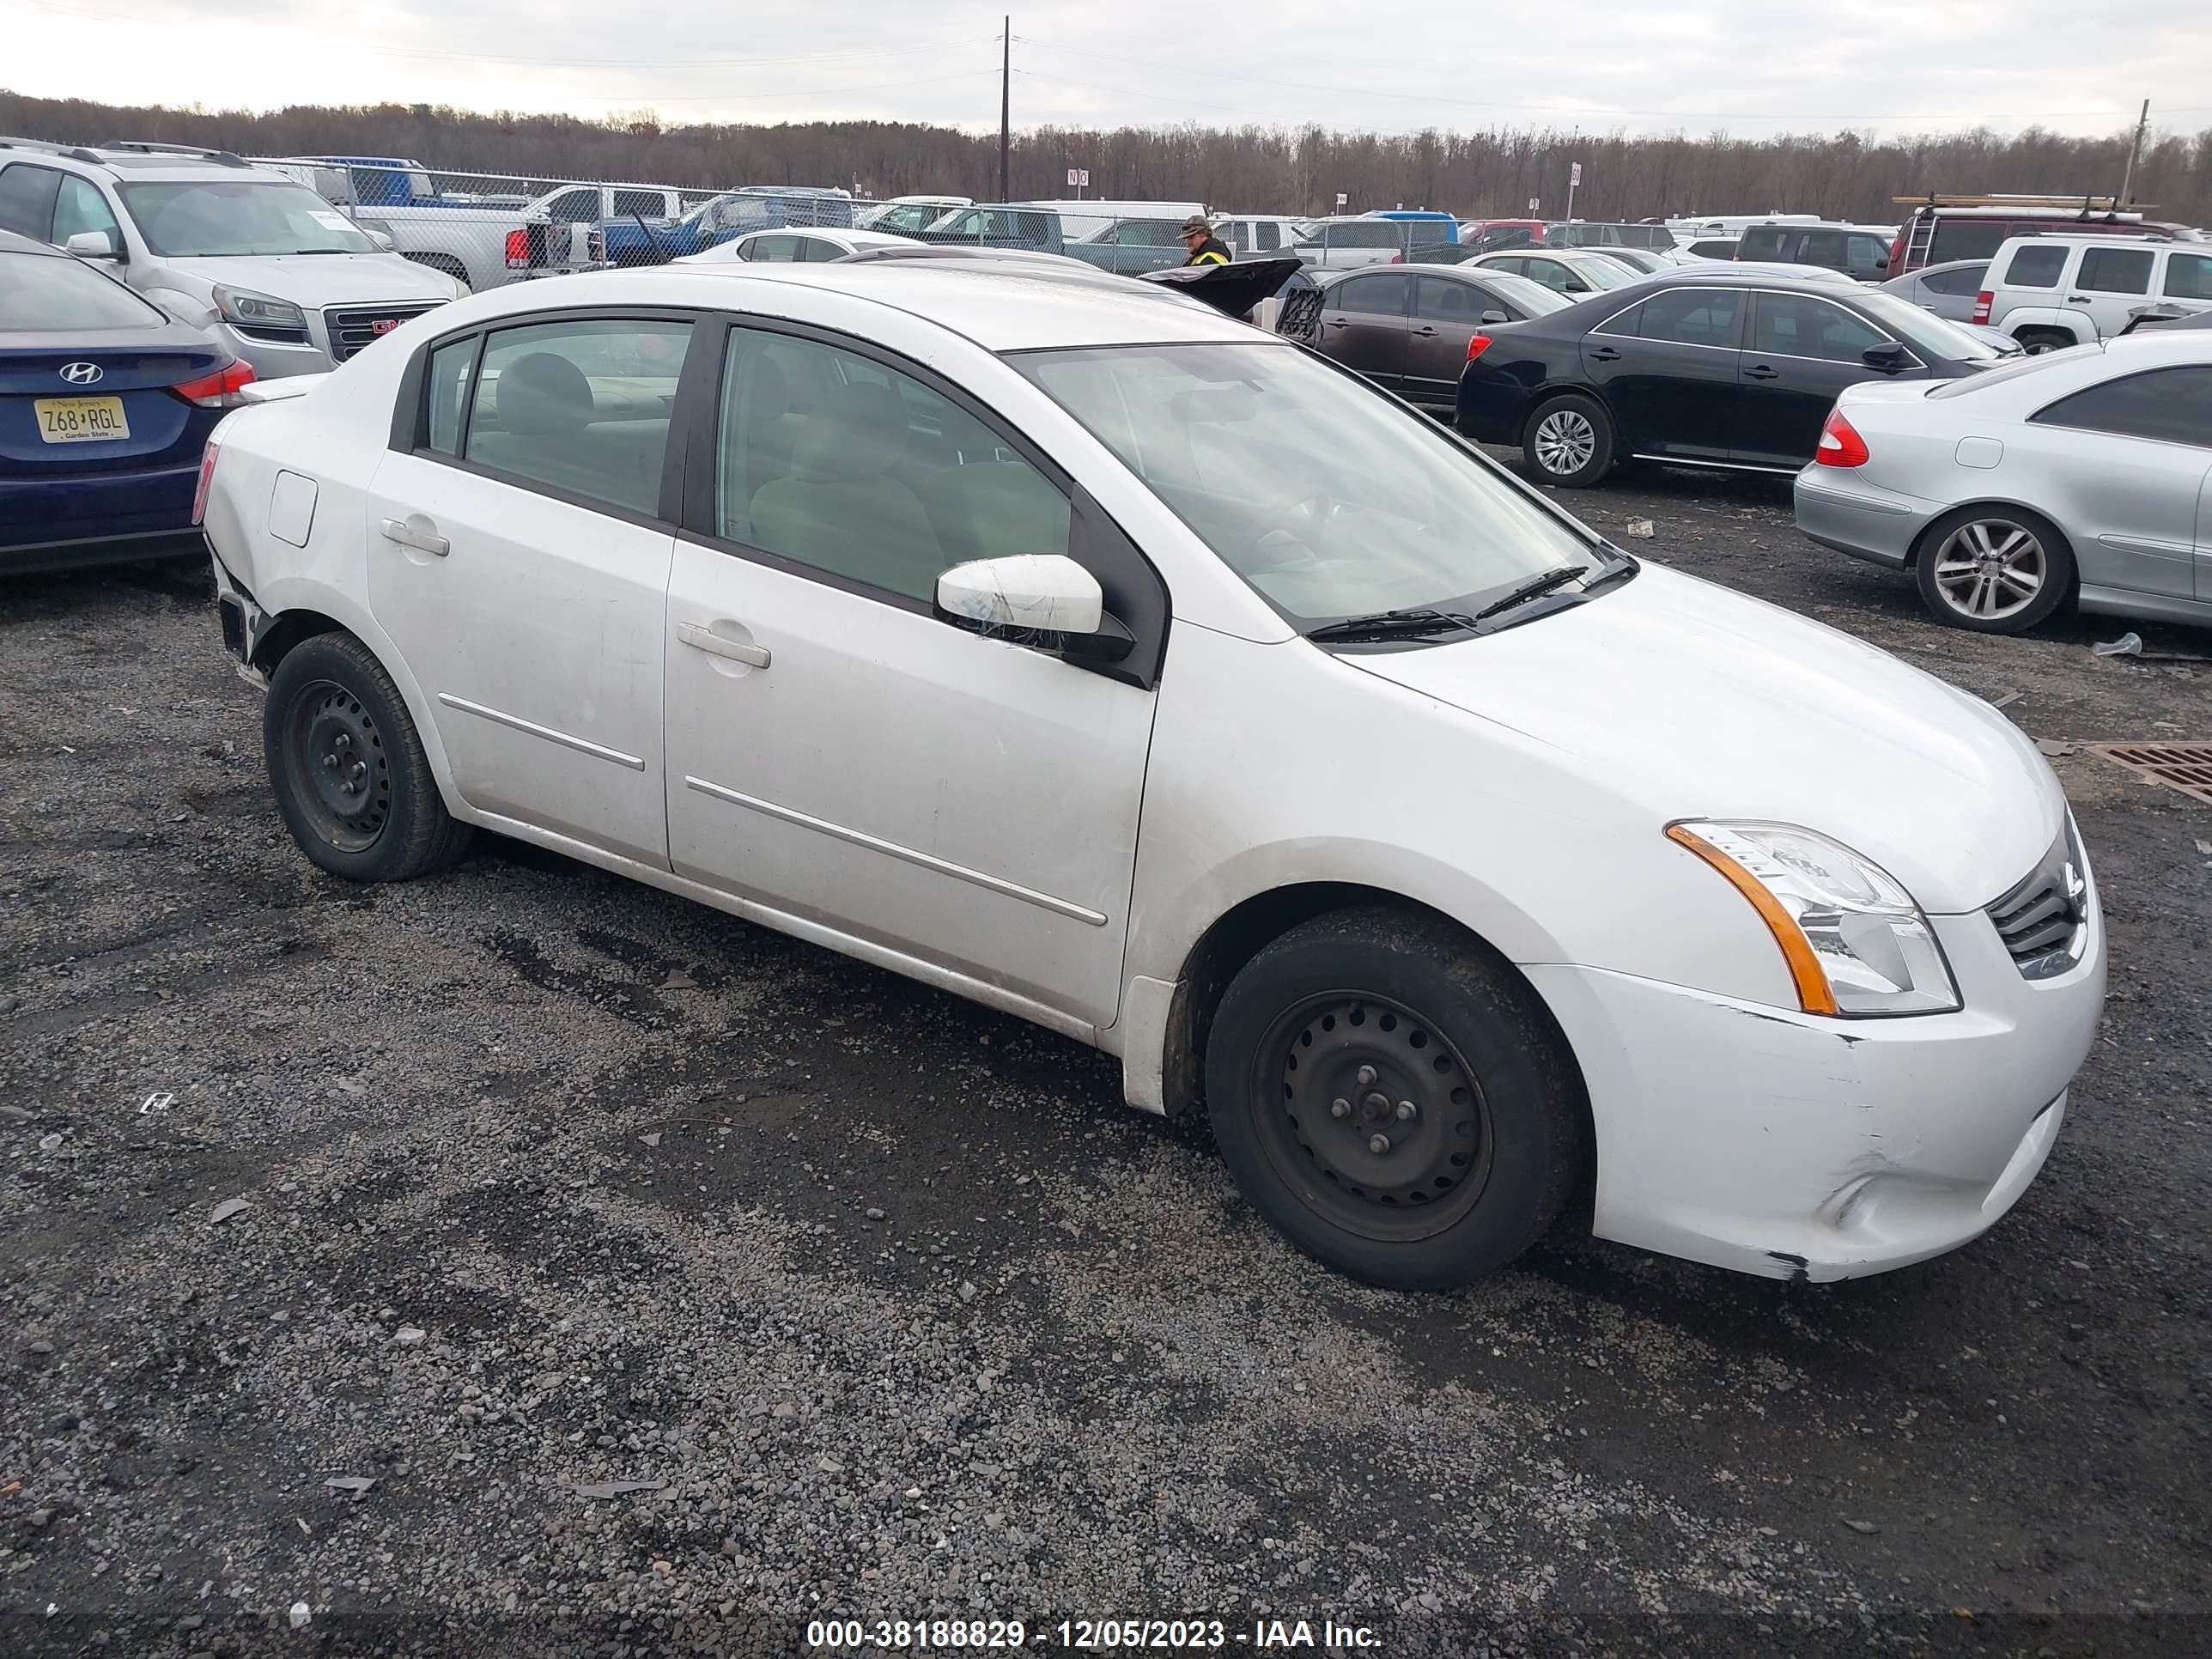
top-left (367, 229), bottom-right (396, 252)
top-left (1862, 340), bottom-right (1910, 369)
top-left (936, 553), bottom-right (1103, 635)
top-left (1480, 308), bottom-right (1509, 325)
top-left (64, 230), bottom-right (118, 260)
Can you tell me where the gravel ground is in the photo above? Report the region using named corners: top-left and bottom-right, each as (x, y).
top-left (3, 464), bottom-right (2208, 1659)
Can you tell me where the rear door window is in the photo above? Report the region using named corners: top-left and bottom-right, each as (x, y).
top-left (1255, 222), bottom-right (1281, 252)
top-left (1636, 287), bottom-right (1744, 348)
top-left (1738, 227), bottom-right (1790, 261)
top-left (1333, 272), bottom-right (1409, 315)
top-left (744, 234), bottom-right (804, 263)
top-left (543, 188), bottom-right (600, 223)
top-left (2078, 246), bottom-right (2154, 295)
top-left (1799, 231), bottom-right (1846, 269)
top-left (2002, 243), bottom-right (2066, 288)
top-left (2032, 366), bottom-right (2212, 447)
top-left (1922, 263), bottom-right (1987, 295)
top-left (2159, 252), bottom-right (2212, 301)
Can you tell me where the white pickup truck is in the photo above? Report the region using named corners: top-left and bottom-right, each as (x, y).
top-left (262, 156), bottom-right (572, 291)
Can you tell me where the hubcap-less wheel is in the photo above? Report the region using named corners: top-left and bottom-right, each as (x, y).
top-left (287, 679), bottom-right (392, 853)
top-left (1531, 409), bottom-right (1597, 477)
top-left (1930, 520), bottom-right (2046, 622)
top-left (1259, 993), bottom-right (1496, 1243)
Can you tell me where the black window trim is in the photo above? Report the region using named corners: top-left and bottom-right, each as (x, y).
top-left (389, 303), bottom-right (708, 531)
top-left (2029, 364), bottom-right (2212, 452)
top-left (678, 314), bottom-right (1171, 690)
top-left (1589, 283), bottom-right (1749, 352)
top-left (1745, 289), bottom-right (1916, 369)
top-left (0, 161), bottom-right (67, 242)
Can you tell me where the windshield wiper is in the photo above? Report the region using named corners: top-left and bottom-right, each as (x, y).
top-left (1305, 606), bottom-right (1479, 644)
top-left (1471, 564), bottom-right (1593, 621)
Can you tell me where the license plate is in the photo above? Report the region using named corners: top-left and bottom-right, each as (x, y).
top-left (35, 396), bottom-right (130, 443)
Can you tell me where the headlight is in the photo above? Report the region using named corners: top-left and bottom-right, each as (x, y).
top-left (213, 285), bottom-right (307, 333)
top-left (1668, 820), bottom-right (1960, 1017)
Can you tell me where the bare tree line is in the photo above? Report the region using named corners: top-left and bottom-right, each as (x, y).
top-left (5, 88), bottom-right (2208, 224)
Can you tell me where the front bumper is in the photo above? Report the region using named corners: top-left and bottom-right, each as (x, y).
top-left (1792, 465), bottom-right (1940, 569)
top-left (1526, 875), bottom-right (2105, 1282)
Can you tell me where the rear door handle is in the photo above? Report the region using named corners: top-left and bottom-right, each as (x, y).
top-left (1411, 325), bottom-right (1438, 337)
top-left (378, 515), bottom-right (448, 556)
top-left (1587, 346), bottom-right (1622, 361)
top-left (1744, 364), bottom-right (1781, 380)
top-left (677, 620), bottom-right (771, 669)
top-left (2065, 295), bottom-right (2090, 303)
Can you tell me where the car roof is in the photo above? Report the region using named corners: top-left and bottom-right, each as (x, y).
top-left (0, 138), bottom-right (276, 181)
top-left (491, 264), bottom-right (1257, 352)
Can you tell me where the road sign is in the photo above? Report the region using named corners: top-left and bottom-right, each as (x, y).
top-left (1334, 191), bottom-right (1348, 208)
top-left (1569, 162), bottom-right (1583, 186)
top-left (1528, 198), bottom-right (1540, 211)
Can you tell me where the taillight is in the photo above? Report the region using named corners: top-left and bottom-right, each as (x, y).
top-left (172, 358), bottom-right (256, 409)
top-left (1887, 234), bottom-right (1903, 271)
top-left (1815, 409), bottom-right (1869, 468)
top-left (1465, 332), bottom-right (1492, 362)
top-left (1389, 250), bottom-right (1404, 264)
top-left (505, 228), bottom-right (529, 267)
top-left (191, 436), bottom-right (221, 526)
top-left (1972, 290), bottom-right (1993, 325)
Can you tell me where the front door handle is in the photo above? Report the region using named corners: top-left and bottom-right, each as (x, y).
top-left (2065, 295), bottom-right (2090, 304)
top-left (677, 620), bottom-right (771, 669)
top-left (1411, 325), bottom-right (1438, 337)
top-left (1587, 345), bottom-right (1622, 362)
top-left (379, 515), bottom-right (448, 556)
top-left (1743, 364), bottom-right (1781, 380)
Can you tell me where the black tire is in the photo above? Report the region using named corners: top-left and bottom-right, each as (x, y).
top-left (263, 632), bottom-right (472, 882)
top-left (2014, 328), bottom-right (2076, 355)
top-left (1520, 392), bottom-right (1615, 487)
top-left (1204, 905), bottom-right (1588, 1291)
top-left (1911, 504), bottom-right (2075, 635)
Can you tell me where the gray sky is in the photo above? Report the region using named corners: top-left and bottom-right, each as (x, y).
top-left (7, 0), bottom-right (2209, 139)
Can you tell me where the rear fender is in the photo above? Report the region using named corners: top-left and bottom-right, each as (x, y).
top-left (1997, 305), bottom-right (2088, 345)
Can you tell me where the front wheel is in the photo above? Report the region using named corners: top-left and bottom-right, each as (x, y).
top-left (1912, 505), bottom-right (2074, 634)
top-left (1521, 392), bottom-right (1615, 487)
top-left (1205, 907), bottom-right (1588, 1290)
top-left (264, 631), bottom-right (472, 881)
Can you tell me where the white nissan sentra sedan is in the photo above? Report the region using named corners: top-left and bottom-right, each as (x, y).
top-left (195, 262), bottom-right (2105, 1291)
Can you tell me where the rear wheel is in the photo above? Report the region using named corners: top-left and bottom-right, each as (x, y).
top-left (1205, 907), bottom-right (1588, 1290)
top-left (1912, 505), bottom-right (2074, 634)
top-left (1521, 392), bottom-right (1614, 487)
top-left (264, 632), bottom-right (471, 881)
top-left (2014, 327), bottom-right (2076, 355)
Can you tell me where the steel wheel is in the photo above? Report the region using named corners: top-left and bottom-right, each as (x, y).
top-left (1929, 519), bottom-right (2047, 623)
top-left (1255, 991), bottom-right (1497, 1244)
top-left (1531, 408), bottom-right (1597, 477)
top-left (283, 678), bottom-right (392, 854)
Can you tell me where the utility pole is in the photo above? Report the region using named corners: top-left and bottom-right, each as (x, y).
top-left (999, 17), bottom-right (1011, 204)
top-left (2118, 98), bottom-right (2149, 206)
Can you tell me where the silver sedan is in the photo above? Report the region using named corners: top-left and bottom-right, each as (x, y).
top-left (1793, 331), bottom-right (2212, 633)
top-left (1878, 258), bottom-right (1990, 324)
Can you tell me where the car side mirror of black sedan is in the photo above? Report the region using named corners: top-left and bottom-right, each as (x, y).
top-left (1862, 340), bottom-right (1910, 369)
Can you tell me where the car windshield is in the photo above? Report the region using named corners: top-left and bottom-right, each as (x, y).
top-left (118, 181), bottom-right (378, 257)
top-left (1855, 290), bottom-right (2004, 362)
top-left (1011, 341), bottom-right (1602, 626)
top-left (0, 249), bottom-right (164, 330)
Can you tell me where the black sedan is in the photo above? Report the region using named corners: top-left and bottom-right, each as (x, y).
top-left (1454, 269), bottom-right (2011, 486)
top-left (1283, 264), bottom-right (1573, 411)
top-left (2, 228), bottom-right (251, 573)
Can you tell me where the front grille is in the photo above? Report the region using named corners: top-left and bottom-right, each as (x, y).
top-left (1987, 825), bottom-right (2088, 980)
top-left (1276, 286), bottom-right (1324, 342)
top-left (324, 301), bottom-right (444, 363)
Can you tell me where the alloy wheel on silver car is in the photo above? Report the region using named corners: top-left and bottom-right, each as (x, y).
top-left (1532, 409), bottom-right (1597, 477)
top-left (1929, 520), bottom-right (2047, 623)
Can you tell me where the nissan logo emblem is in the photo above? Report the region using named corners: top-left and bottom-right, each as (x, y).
top-left (61, 362), bottom-right (104, 386)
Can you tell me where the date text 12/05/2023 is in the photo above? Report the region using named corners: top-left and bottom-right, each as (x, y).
top-left (805, 1618), bottom-right (1386, 1650)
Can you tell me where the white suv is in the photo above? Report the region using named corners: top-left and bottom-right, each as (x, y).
top-left (0, 137), bottom-right (460, 376)
top-left (1975, 233), bottom-right (2212, 349)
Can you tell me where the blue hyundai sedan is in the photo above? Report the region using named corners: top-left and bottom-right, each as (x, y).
top-left (1, 228), bottom-right (252, 574)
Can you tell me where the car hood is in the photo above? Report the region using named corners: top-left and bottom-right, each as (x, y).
top-left (161, 255), bottom-right (458, 303)
top-left (1341, 562), bottom-right (2062, 913)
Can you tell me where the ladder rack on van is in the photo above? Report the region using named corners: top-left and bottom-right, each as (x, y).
top-left (1892, 193), bottom-right (2152, 211)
